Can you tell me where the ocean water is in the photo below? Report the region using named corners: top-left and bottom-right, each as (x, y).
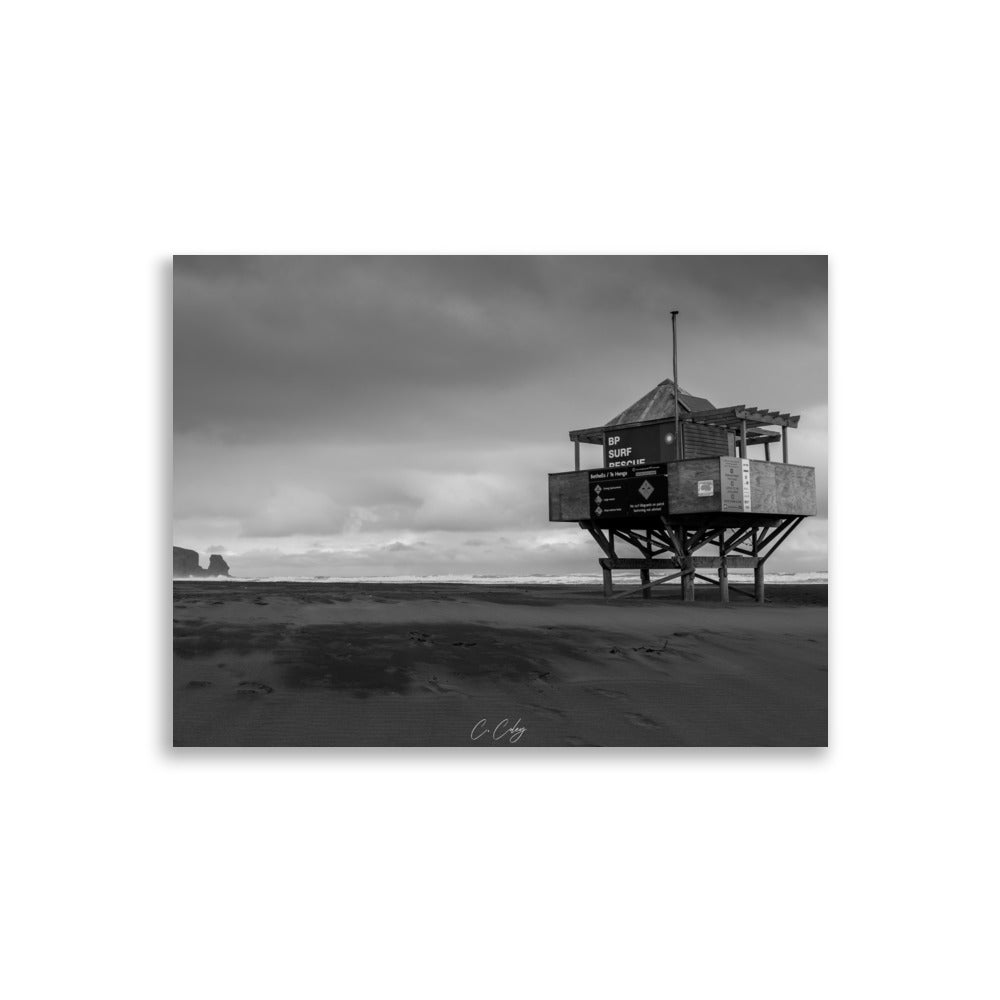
top-left (174, 571), bottom-right (828, 585)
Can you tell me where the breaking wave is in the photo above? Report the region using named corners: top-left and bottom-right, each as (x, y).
top-left (174, 571), bottom-right (828, 585)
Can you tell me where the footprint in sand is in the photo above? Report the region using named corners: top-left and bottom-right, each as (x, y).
top-left (424, 678), bottom-right (463, 696)
top-left (625, 712), bottom-right (658, 728)
top-left (236, 681), bottom-right (274, 696)
top-left (185, 680), bottom-right (213, 689)
top-left (585, 686), bottom-right (628, 701)
top-left (528, 704), bottom-right (566, 719)
top-left (451, 641), bottom-right (477, 647)
top-left (409, 631), bottom-right (432, 643)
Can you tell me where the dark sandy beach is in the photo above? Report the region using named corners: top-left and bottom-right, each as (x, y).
top-left (173, 582), bottom-right (827, 747)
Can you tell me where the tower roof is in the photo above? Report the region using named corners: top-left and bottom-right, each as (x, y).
top-left (605, 377), bottom-right (715, 426)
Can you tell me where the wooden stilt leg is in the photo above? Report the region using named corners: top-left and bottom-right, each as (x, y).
top-left (719, 533), bottom-right (729, 603)
top-left (752, 527), bottom-right (764, 603)
top-left (602, 565), bottom-right (613, 598)
top-left (682, 530), bottom-right (694, 601)
top-left (640, 528), bottom-right (651, 598)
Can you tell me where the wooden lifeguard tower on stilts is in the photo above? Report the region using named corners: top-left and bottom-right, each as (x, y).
top-left (547, 313), bottom-right (817, 603)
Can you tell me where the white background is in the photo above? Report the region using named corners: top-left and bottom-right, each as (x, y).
top-left (3, 2), bottom-right (997, 998)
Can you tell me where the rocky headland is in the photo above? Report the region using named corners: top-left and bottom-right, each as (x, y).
top-left (173, 546), bottom-right (230, 578)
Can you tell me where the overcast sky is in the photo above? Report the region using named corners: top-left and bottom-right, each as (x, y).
top-left (174, 256), bottom-right (827, 577)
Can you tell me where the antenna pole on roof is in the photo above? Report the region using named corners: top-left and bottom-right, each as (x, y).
top-left (670, 310), bottom-right (682, 459)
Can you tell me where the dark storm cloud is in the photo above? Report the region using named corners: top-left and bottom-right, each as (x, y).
top-left (174, 255), bottom-right (827, 444)
top-left (174, 256), bottom-right (556, 443)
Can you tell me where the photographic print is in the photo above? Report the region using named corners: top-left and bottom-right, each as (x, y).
top-left (173, 255), bottom-right (827, 747)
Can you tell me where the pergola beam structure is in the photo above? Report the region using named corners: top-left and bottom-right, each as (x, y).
top-left (569, 405), bottom-right (802, 447)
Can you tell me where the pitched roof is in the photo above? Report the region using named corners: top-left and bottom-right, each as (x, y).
top-left (605, 377), bottom-right (715, 426)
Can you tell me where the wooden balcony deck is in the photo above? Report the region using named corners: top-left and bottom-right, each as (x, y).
top-left (549, 458), bottom-right (817, 525)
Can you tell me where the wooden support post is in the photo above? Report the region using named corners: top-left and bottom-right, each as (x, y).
top-left (602, 564), bottom-right (613, 599)
top-left (752, 528), bottom-right (764, 603)
top-left (641, 528), bottom-right (651, 599)
top-left (718, 533), bottom-right (729, 603)
top-left (764, 441), bottom-right (771, 461)
top-left (740, 418), bottom-right (747, 458)
top-left (681, 530), bottom-right (696, 602)
top-left (663, 521), bottom-right (696, 602)
top-left (574, 440), bottom-right (580, 471)
top-left (782, 426), bottom-right (788, 463)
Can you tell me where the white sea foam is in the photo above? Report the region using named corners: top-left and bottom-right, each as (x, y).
top-left (175, 571), bottom-right (828, 585)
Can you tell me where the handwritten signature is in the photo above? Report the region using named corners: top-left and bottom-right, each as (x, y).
top-left (470, 718), bottom-right (527, 745)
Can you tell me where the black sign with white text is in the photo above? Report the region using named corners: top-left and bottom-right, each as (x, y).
top-left (603, 423), bottom-right (679, 468)
top-left (588, 464), bottom-right (669, 519)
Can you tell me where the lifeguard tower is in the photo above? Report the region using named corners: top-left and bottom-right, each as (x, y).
top-left (547, 316), bottom-right (817, 602)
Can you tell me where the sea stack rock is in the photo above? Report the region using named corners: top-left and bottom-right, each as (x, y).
top-left (173, 546), bottom-right (201, 576)
top-left (173, 546), bottom-right (231, 578)
top-left (207, 554), bottom-right (230, 576)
